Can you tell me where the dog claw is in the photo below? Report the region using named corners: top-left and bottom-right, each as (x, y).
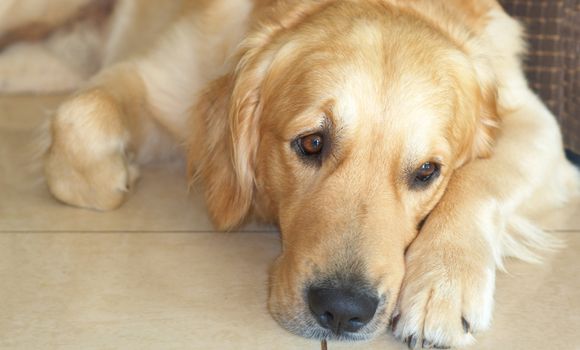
top-left (405, 335), bottom-right (417, 349)
top-left (390, 314), bottom-right (400, 331)
top-left (461, 317), bottom-right (470, 333)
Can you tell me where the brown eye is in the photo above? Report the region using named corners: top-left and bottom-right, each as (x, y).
top-left (415, 162), bottom-right (439, 183)
top-left (299, 133), bottom-right (324, 156)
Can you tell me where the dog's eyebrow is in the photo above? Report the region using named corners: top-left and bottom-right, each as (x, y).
top-left (319, 113), bottom-right (333, 131)
top-left (289, 110), bottom-right (332, 140)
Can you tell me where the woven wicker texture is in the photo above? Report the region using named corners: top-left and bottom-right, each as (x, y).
top-left (500, 0), bottom-right (579, 152)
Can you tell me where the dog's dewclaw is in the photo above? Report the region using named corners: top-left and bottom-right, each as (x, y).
top-left (321, 339), bottom-right (327, 350)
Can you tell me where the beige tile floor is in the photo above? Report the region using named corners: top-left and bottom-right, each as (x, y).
top-left (0, 95), bottom-right (579, 350)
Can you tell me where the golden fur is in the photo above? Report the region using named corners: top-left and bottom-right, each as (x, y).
top-left (5, 0), bottom-right (578, 348)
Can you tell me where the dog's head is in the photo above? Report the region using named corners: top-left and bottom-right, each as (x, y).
top-left (190, 0), bottom-right (499, 341)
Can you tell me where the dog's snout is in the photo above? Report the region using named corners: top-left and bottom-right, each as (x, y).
top-left (308, 286), bottom-right (379, 334)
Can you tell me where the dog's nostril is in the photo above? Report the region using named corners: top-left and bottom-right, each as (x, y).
top-left (323, 311), bottom-right (334, 322)
top-left (348, 317), bottom-right (364, 328)
top-left (317, 311), bottom-right (334, 328)
top-left (308, 286), bottom-right (379, 334)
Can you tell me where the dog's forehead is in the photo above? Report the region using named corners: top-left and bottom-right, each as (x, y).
top-left (316, 63), bottom-right (454, 171)
top-left (270, 56), bottom-right (454, 160)
top-left (329, 67), bottom-right (451, 136)
top-left (311, 42), bottom-right (455, 133)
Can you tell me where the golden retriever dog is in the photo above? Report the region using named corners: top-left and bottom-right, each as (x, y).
top-left (11, 0), bottom-right (577, 348)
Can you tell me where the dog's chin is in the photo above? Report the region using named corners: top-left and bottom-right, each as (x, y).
top-left (270, 306), bottom-right (389, 342)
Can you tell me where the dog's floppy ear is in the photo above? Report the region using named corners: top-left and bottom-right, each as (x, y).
top-left (188, 1), bottom-right (335, 230)
top-left (188, 48), bottom-right (273, 230)
top-left (449, 51), bottom-right (500, 166)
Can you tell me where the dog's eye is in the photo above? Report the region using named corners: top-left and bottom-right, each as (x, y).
top-left (298, 133), bottom-right (324, 156)
top-left (414, 162), bottom-right (440, 184)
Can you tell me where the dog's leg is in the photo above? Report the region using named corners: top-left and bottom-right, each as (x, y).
top-left (44, 1), bottom-right (253, 211)
top-left (45, 61), bottom-right (182, 210)
top-left (393, 88), bottom-right (579, 348)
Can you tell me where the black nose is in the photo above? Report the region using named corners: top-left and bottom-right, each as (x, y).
top-left (308, 286), bottom-right (379, 334)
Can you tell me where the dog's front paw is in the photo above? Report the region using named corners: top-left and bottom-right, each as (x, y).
top-left (45, 90), bottom-right (139, 210)
top-left (392, 225), bottom-right (496, 349)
